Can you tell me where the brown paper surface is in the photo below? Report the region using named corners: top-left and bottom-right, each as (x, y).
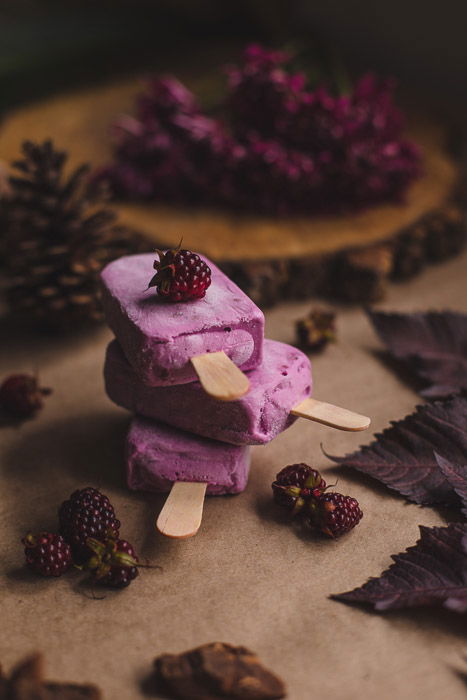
top-left (1, 251), bottom-right (466, 700)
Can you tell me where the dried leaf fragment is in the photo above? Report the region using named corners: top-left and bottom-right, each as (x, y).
top-left (326, 395), bottom-right (467, 506)
top-left (295, 308), bottom-right (336, 353)
top-left (0, 653), bottom-right (101, 700)
top-left (332, 523), bottom-right (467, 612)
top-left (43, 683), bottom-right (101, 699)
top-left (367, 309), bottom-right (467, 399)
top-left (153, 642), bottom-right (286, 699)
top-left (5, 653), bottom-right (44, 699)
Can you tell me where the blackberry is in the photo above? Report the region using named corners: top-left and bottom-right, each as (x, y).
top-left (22, 532), bottom-right (72, 577)
top-left (148, 247), bottom-right (211, 302)
top-left (0, 374), bottom-right (51, 419)
top-left (59, 487), bottom-right (120, 563)
top-left (309, 492), bottom-right (363, 537)
top-left (272, 463), bottom-right (326, 515)
top-left (86, 536), bottom-right (139, 589)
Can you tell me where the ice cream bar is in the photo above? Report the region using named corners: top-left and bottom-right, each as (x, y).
top-left (105, 338), bottom-right (312, 445)
top-left (100, 253), bottom-right (265, 387)
top-left (126, 416), bottom-right (251, 495)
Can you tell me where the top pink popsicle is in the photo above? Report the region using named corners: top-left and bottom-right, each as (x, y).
top-left (100, 253), bottom-right (265, 386)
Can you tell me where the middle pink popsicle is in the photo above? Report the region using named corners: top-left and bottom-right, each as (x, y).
top-left (105, 338), bottom-right (312, 445)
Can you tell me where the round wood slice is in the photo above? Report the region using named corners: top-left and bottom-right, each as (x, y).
top-left (0, 77), bottom-right (464, 305)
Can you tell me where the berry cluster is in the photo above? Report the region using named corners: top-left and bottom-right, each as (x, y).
top-left (22, 488), bottom-right (139, 588)
top-left (94, 44), bottom-right (421, 215)
top-left (272, 463), bottom-right (363, 537)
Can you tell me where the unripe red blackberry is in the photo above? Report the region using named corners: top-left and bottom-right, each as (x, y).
top-left (22, 532), bottom-right (72, 577)
top-left (86, 536), bottom-right (139, 589)
top-left (148, 248), bottom-right (211, 302)
top-left (59, 487), bottom-right (120, 563)
top-left (308, 492), bottom-right (363, 537)
top-left (272, 463), bottom-right (326, 515)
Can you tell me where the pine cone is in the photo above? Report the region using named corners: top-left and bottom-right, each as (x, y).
top-left (1, 140), bottom-right (149, 330)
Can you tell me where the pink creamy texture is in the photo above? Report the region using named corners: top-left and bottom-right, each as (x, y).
top-left (126, 417), bottom-right (251, 494)
top-left (100, 253), bottom-right (264, 386)
top-left (105, 338), bottom-right (312, 445)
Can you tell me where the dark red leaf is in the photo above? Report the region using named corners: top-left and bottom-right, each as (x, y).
top-left (435, 453), bottom-right (467, 518)
top-left (331, 524), bottom-right (467, 612)
top-left (326, 396), bottom-right (467, 506)
top-left (367, 310), bottom-right (467, 399)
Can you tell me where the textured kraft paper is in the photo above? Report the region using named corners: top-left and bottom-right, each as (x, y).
top-left (0, 251), bottom-right (466, 700)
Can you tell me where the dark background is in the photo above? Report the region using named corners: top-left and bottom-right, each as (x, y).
top-left (1, 0), bottom-right (466, 120)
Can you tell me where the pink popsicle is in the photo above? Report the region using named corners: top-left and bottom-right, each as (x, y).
top-left (105, 338), bottom-right (312, 445)
top-left (100, 253), bottom-right (264, 387)
top-left (126, 416), bottom-right (251, 495)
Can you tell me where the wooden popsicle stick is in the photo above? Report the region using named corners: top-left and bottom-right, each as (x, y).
top-left (291, 398), bottom-right (370, 432)
top-left (191, 351), bottom-right (250, 401)
top-left (156, 481), bottom-right (208, 539)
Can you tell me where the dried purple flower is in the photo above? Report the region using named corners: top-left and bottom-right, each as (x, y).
top-left (93, 45), bottom-right (422, 215)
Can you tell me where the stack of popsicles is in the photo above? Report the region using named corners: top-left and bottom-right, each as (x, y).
top-left (101, 253), bottom-right (369, 537)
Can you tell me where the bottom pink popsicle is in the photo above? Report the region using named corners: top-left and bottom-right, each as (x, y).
top-left (126, 416), bottom-right (251, 495)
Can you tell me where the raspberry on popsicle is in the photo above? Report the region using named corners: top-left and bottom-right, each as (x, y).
top-left (100, 251), bottom-right (265, 400)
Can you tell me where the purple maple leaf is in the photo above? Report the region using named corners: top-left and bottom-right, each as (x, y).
top-left (435, 453), bottom-right (467, 518)
top-left (366, 310), bottom-right (467, 400)
top-left (332, 523), bottom-right (467, 612)
top-left (326, 395), bottom-right (467, 506)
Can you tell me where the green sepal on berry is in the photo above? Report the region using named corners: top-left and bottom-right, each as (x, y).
top-left (278, 485), bottom-right (306, 517)
top-left (85, 536), bottom-right (138, 580)
top-left (272, 463), bottom-right (327, 515)
top-left (148, 247), bottom-right (177, 294)
top-left (148, 244), bottom-right (211, 302)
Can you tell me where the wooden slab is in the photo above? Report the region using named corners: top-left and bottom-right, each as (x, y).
top-left (0, 76), bottom-right (463, 304)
